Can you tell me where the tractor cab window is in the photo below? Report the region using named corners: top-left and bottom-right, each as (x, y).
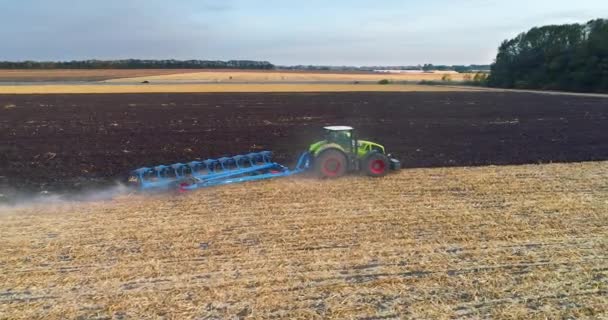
top-left (325, 130), bottom-right (353, 151)
top-left (325, 130), bottom-right (352, 148)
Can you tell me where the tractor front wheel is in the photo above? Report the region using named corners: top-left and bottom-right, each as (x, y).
top-left (314, 149), bottom-right (347, 178)
top-left (363, 152), bottom-right (389, 177)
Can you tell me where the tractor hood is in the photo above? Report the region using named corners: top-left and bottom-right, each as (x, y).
top-left (358, 140), bottom-right (386, 154)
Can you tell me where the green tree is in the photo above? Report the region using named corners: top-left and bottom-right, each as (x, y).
top-left (488, 19), bottom-right (608, 93)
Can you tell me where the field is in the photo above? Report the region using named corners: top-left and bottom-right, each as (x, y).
top-left (1, 88), bottom-right (608, 318)
top-left (0, 69), bottom-right (476, 95)
top-left (0, 84), bottom-right (474, 94)
top-left (0, 69), bottom-right (470, 86)
top-left (1, 91), bottom-right (607, 196)
top-left (0, 69), bottom-right (478, 94)
top-left (0, 69), bottom-right (205, 82)
top-left (104, 70), bottom-right (471, 83)
top-left (1, 161), bottom-right (607, 319)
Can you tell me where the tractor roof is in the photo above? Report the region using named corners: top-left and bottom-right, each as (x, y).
top-left (324, 126), bottom-right (353, 131)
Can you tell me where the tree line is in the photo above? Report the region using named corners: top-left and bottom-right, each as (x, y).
top-left (278, 64), bottom-right (490, 72)
top-left (488, 19), bottom-right (608, 93)
top-left (422, 64), bottom-right (490, 73)
top-left (0, 59), bottom-right (275, 70)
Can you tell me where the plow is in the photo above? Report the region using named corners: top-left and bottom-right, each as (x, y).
top-left (130, 126), bottom-right (401, 191)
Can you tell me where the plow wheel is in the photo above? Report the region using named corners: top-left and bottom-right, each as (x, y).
top-left (363, 152), bottom-right (389, 177)
top-left (314, 149), bottom-right (347, 178)
top-left (171, 177), bottom-right (197, 193)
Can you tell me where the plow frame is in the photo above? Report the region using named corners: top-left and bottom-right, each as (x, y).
top-left (131, 151), bottom-right (311, 192)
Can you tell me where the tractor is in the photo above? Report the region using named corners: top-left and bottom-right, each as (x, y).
top-left (130, 126), bottom-right (400, 191)
top-left (309, 126), bottom-right (400, 178)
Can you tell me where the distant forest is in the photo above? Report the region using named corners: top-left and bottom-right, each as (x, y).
top-left (0, 59), bottom-right (490, 73)
top-left (488, 19), bottom-right (608, 93)
top-left (0, 59), bottom-right (275, 70)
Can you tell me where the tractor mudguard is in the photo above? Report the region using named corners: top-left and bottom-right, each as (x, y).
top-left (309, 142), bottom-right (346, 156)
top-left (356, 140), bottom-right (386, 158)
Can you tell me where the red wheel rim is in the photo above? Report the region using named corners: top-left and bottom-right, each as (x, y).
top-left (370, 159), bottom-right (386, 174)
top-left (178, 182), bottom-right (189, 193)
top-left (322, 158), bottom-right (342, 176)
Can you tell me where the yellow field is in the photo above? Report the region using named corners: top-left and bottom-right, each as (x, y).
top-left (0, 83), bottom-right (475, 94)
top-left (0, 69), bottom-right (204, 81)
top-left (106, 70), bottom-right (471, 83)
top-left (1, 161), bottom-right (606, 319)
top-left (0, 69), bottom-right (479, 94)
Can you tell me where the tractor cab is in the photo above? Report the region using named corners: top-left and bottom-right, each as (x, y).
top-left (323, 126), bottom-right (356, 151)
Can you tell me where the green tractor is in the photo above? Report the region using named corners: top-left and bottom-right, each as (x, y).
top-left (308, 126), bottom-right (400, 178)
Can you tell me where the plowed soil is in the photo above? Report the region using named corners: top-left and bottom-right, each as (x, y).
top-left (1, 92), bottom-right (607, 195)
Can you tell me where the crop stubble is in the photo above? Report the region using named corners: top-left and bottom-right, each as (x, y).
top-left (103, 70), bottom-right (472, 83)
top-left (0, 162), bottom-right (607, 318)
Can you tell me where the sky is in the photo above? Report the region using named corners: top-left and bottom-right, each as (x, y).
top-left (0, 0), bottom-right (606, 66)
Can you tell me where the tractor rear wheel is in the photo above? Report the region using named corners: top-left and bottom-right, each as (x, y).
top-left (363, 152), bottom-right (389, 177)
top-left (314, 149), bottom-right (347, 178)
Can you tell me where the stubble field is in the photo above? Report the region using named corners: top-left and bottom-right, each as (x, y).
top-left (0, 84), bottom-right (472, 94)
top-left (104, 70), bottom-right (471, 83)
top-left (0, 69), bottom-right (475, 94)
top-left (0, 161), bottom-right (607, 319)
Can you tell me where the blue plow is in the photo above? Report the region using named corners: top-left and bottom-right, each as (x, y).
top-left (131, 151), bottom-right (312, 191)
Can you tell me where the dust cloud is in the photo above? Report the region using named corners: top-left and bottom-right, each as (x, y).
top-left (0, 182), bottom-right (132, 212)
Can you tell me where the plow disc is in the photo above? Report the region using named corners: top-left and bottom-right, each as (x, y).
top-left (131, 151), bottom-right (311, 191)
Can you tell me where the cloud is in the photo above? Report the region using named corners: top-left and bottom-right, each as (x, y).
top-left (0, 0), bottom-right (606, 64)
top-left (0, 0), bottom-right (212, 60)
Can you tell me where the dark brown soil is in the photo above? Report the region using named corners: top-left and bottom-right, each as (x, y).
top-left (1, 92), bottom-right (607, 194)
